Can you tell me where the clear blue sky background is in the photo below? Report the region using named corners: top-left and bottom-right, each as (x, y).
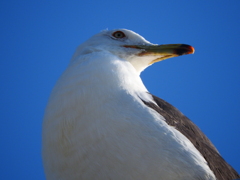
top-left (1, 1), bottom-right (239, 179)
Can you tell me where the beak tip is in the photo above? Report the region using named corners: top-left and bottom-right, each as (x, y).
top-left (175, 44), bottom-right (195, 55)
top-left (190, 46), bottom-right (195, 54)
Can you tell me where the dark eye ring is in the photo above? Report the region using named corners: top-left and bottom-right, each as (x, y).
top-left (112, 31), bottom-right (126, 39)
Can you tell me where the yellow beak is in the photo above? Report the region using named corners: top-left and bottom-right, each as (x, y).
top-left (123, 44), bottom-right (195, 64)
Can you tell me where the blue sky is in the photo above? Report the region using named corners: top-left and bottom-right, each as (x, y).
top-left (1, 1), bottom-right (239, 179)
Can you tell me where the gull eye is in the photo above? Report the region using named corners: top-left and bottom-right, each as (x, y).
top-left (112, 31), bottom-right (126, 39)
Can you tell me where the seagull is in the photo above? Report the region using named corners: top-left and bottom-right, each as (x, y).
top-left (42, 29), bottom-right (240, 180)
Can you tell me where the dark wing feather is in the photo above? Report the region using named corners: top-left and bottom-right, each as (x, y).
top-left (141, 94), bottom-right (240, 180)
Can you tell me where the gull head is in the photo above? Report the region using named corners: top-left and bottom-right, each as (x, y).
top-left (72, 29), bottom-right (194, 73)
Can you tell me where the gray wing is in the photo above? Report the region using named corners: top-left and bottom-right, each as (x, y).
top-left (141, 93), bottom-right (240, 180)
